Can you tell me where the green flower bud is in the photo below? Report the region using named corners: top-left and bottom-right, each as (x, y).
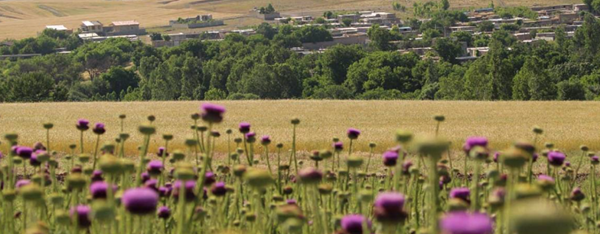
top-left (244, 168), bottom-right (274, 188)
top-left (396, 130), bottom-right (413, 144)
top-left (532, 126), bottom-right (543, 134)
top-left (233, 165), bottom-right (247, 177)
top-left (13, 156), bottom-right (22, 165)
top-left (184, 137), bottom-right (197, 147)
top-left (138, 123), bottom-right (156, 135)
top-left (175, 162), bottom-right (196, 181)
top-left (502, 148), bottom-right (528, 168)
top-left (48, 193), bottom-right (64, 206)
top-left (55, 210), bottom-right (71, 225)
top-left (510, 198), bottom-right (574, 234)
top-left (66, 174), bottom-right (87, 190)
top-left (120, 158), bottom-right (135, 172)
top-left (92, 201), bottom-right (115, 221)
top-left (3, 189), bottom-right (17, 201)
top-left (291, 118), bottom-right (300, 125)
top-left (318, 184), bottom-right (333, 195)
top-left (433, 114), bottom-right (445, 122)
top-left (78, 154), bottom-right (90, 163)
top-left (346, 156), bottom-right (364, 168)
top-left (172, 150), bottom-right (185, 161)
top-left (102, 142), bottom-right (116, 153)
top-left (447, 198), bottom-right (469, 211)
top-left (99, 154), bottom-right (121, 174)
top-left (4, 132), bottom-right (18, 142)
top-left (43, 123), bottom-right (54, 130)
top-left (20, 184), bottom-right (44, 201)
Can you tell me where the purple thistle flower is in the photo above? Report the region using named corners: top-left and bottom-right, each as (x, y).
top-left (298, 167), bottom-right (323, 183)
top-left (373, 192), bottom-right (407, 223)
top-left (571, 187), bottom-right (585, 201)
top-left (347, 128), bottom-right (361, 140)
top-left (532, 153), bottom-right (538, 162)
top-left (204, 172), bottom-right (216, 186)
top-left (140, 172), bottom-right (150, 184)
top-left (565, 161), bottom-right (571, 167)
top-left (440, 212), bottom-right (493, 234)
top-left (493, 152), bottom-right (500, 163)
top-left (90, 181), bottom-right (117, 199)
top-left (70, 205), bottom-right (92, 228)
top-left (16, 147), bottom-right (33, 159)
top-left (402, 161), bottom-right (413, 175)
top-left (463, 137), bottom-right (488, 152)
top-left (239, 122), bottom-right (251, 134)
top-left (537, 175), bottom-right (555, 183)
top-left (449, 187), bottom-right (471, 203)
top-left (11, 145), bottom-right (20, 155)
top-left (211, 181), bottom-right (227, 196)
top-left (341, 214), bottom-right (371, 234)
top-left (91, 170), bottom-right (103, 182)
top-left (158, 186), bottom-right (172, 197)
top-left (592, 156), bottom-right (599, 164)
top-left (157, 147), bottom-right (168, 157)
top-left (382, 151), bottom-right (399, 167)
top-left (16, 179), bottom-right (31, 188)
top-left (548, 151), bottom-right (566, 167)
top-left (29, 154), bottom-right (41, 167)
top-left (173, 180), bottom-right (197, 201)
top-left (333, 142), bottom-right (343, 152)
top-left (33, 142), bottom-right (46, 151)
top-left (146, 160), bottom-right (163, 175)
top-left (157, 206), bottom-right (171, 219)
top-left (260, 135), bottom-right (271, 145)
top-left (245, 132), bottom-right (256, 141)
top-left (286, 199), bottom-right (297, 205)
top-left (76, 119), bottom-right (90, 131)
top-left (200, 103), bottom-right (226, 123)
top-left (122, 187), bottom-right (159, 215)
top-left (92, 123), bottom-right (106, 135)
top-left (144, 179), bottom-right (159, 192)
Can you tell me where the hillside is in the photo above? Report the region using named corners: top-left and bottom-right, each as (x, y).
top-left (0, 0), bottom-right (580, 39)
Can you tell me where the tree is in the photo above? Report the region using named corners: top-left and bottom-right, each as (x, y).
top-left (367, 24), bottom-right (394, 51)
top-left (452, 31), bottom-right (473, 46)
top-left (4, 72), bottom-right (55, 102)
top-left (293, 26), bottom-right (333, 43)
top-left (433, 38), bottom-right (463, 63)
top-left (557, 79), bottom-right (585, 100)
top-left (440, 0), bottom-right (450, 10)
top-left (422, 28), bottom-right (442, 40)
top-left (342, 18), bottom-right (353, 27)
top-left (99, 66), bottom-right (139, 95)
top-left (316, 45), bottom-right (365, 84)
top-left (257, 23), bottom-right (277, 40)
top-left (478, 21), bottom-right (495, 32)
top-left (323, 11), bottom-right (334, 19)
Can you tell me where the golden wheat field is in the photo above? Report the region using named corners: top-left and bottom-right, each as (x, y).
top-left (0, 0), bottom-right (581, 40)
top-left (0, 100), bottom-right (598, 157)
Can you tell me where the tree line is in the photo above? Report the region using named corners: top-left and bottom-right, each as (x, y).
top-left (1, 13), bottom-right (600, 102)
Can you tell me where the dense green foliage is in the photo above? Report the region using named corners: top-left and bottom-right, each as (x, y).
top-left (2, 14), bottom-right (600, 102)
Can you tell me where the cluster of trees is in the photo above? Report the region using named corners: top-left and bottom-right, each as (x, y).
top-left (2, 9), bottom-right (600, 101)
top-left (259, 4), bottom-right (277, 14)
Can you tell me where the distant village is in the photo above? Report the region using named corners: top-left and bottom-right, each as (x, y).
top-left (13, 3), bottom-right (592, 61)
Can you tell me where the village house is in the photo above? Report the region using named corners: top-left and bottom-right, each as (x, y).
top-left (108, 21), bottom-right (145, 35)
top-left (573, 4), bottom-right (589, 12)
top-left (81, 21), bottom-right (103, 34)
top-left (45, 25), bottom-right (73, 34)
top-left (337, 14), bottom-right (361, 23)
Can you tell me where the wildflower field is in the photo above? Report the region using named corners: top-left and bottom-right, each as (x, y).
top-left (0, 100), bottom-right (598, 234)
